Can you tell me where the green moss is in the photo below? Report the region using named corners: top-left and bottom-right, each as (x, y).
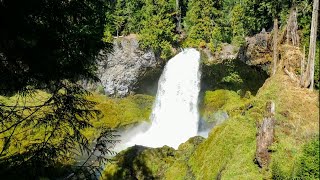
top-left (86, 93), bottom-right (154, 130)
top-left (102, 145), bottom-right (176, 180)
top-left (0, 91), bottom-right (154, 131)
top-left (250, 73), bottom-right (319, 179)
top-left (165, 136), bottom-right (205, 180)
top-left (201, 89), bottom-right (250, 122)
top-left (165, 161), bottom-right (190, 180)
top-left (104, 136), bottom-right (205, 180)
top-left (201, 58), bottom-right (268, 95)
top-left (0, 92), bottom-right (155, 167)
top-left (188, 116), bottom-right (262, 180)
top-left (187, 72), bottom-right (318, 180)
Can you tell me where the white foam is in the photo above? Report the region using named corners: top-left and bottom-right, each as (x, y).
top-left (127, 48), bottom-right (201, 149)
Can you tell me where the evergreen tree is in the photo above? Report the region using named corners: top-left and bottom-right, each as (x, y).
top-left (0, 0), bottom-right (115, 178)
top-left (139, 0), bottom-right (178, 59)
top-left (184, 0), bottom-right (218, 46)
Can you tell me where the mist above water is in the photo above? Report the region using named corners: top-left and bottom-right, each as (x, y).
top-left (127, 48), bottom-right (201, 149)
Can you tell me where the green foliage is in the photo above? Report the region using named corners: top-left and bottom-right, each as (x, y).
top-left (0, 91), bottom-right (154, 178)
top-left (253, 73), bottom-right (319, 179)
top-left (138, 0), bottom-right (178, 60)
top-left (240, 0), bottom-right (270, 35)
top-left (209, 27), bottom-right (224, 52)
top-left (271, 138), bottom-right (320, 180)
top-left (103, 0), bottom-right (178, 60)
top-left (183, 0), bottom-right (217, 47)
top-left (0, 0), bottom-right (113, 177)
top-left (189, 72), bottom-right (319, 179)
top-left (103, 136), bottom-right (205, 180)
top-left (103, 0), bottom-right (145, 40)
top-left (230, 4), bottom-right (245, 46)
top-left (201, 58), bottom-right (268, 95)
top-left (0, 0), bottom-right (111, 95)
top-left (0, 83), bottom-right (100, 178)
top-left (297, 138), bottom-right (319, 179)
top-left (114, 0), bottom-right (126, 37)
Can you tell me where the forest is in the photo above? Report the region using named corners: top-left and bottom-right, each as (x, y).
top-left (0, 0), bottom-right (319, 179)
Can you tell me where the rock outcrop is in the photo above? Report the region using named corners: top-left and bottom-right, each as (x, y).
top-left (85, 35), bottom-right (163, 97)
top-left (202, 43), bottom-right (239, 64)
top-left (202, 30), bottom-right (272, 66)
top-left (238, 29), bottom-right (272, 71)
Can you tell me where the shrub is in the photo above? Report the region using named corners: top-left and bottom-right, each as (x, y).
top-left (297, 138), bottom-right (319, 179)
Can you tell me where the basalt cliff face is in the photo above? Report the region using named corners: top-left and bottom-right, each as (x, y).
top-left (83, 35), bottom-right (163, 97)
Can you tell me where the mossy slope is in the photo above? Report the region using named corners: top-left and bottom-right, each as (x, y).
top-left (201, 58), bottom-right (268, 95)
top-left (102, 145), bottom-right (176, 180)
top-left (0, 92), bottom-right (154, 164)
top-left (184, 72), bottom-right (319, 179)
top-left (102, 136), bottom-right (205, 180)
top-left (201, 89), bottom-right (251, 123)
top-left (86, 93), bottom-right (154, 129)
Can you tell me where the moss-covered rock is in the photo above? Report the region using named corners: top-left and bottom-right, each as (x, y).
top-left (102, 136), bottom-right (205, 180)
top-left (102, 145), bottom-right (176, 180)
top-left (188, 116), bottom-right (262, 180)
top-left (201, 58), bottom-right (268, 95)
top-left (164, 136), bottom-right (205, 180)
top-left (86, 93), bottom-right (154, 129)
top-left (83, 93), bottom-right (155, 140)
top-left (201, 90), bottom-right (251, 123)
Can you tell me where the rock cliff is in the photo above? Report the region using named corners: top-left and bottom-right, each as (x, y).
top-left (85, 35), bottom-right (163, 97)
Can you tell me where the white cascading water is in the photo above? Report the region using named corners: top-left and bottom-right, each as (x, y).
top-left (127, 48), bottom-right (201, 149)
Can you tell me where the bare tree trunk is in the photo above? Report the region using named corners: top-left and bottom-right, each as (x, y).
top-left (272, 18), bottom-right (278, 76)
top-left (176, 0), bottom-right (182, 33)
top-left (308, 0), bottom-right (318, 90)
top-left (255, 101), bottom-right (275, 168)
top-left (286, 8), bottom-right (300, 46)
top-left (303, 0), bottom-right (319, 89)
top-left (300, 46), bottom-right (305, 85)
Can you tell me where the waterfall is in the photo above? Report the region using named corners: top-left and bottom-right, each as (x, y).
top-left (127, 48), bottom-right (201, 149)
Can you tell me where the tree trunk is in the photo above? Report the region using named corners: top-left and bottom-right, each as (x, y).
top-left (286, 8), bottom-right (299, 46)
top-left (255, 101), bottom-right (275, 168)
top-left (176, 0), bottom-right (181, 33)
top-left (300, 46), bottom-right (305, 85)
top-left (272, 18), bottom-right (278, 76)
top-left (308, 0), bottom-right (319, 90)
top-left (303, 0), bottom-right (319, 89)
